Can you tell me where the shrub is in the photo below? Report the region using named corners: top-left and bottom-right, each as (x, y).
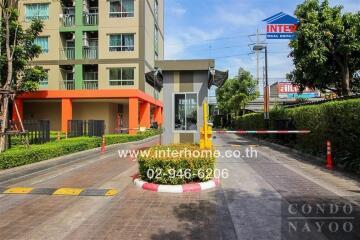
top-left (138, 144), bottom-right (216, 185)
top-left (0, 129), bottom-right (161, 170)
top-left (235, 99), bottom-right (360, 173)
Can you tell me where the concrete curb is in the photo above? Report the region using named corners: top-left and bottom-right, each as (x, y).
top-left (133, 177), bottom-right (220, 193)
top-left (0, 135), bottom-right (160, 184)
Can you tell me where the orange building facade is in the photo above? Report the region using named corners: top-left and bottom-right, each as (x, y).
top-left (15, 0), bottom-right (164, 134)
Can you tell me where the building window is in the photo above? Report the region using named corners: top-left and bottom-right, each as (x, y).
top-left (154, 0), bottom-right (158, 20)
top-left (39, 70), bottom-right (49, 87)
top-left (109, 34), bottom-right (134, 52)
top-left (154, 25), bottom-right (159, 55)
top-left (109, 0), bottom-right (134, 18)
top-left (174, 93), bottom-right (198, 131)
top-left (34, 37), bottom-right (49, 53)
top-left (25, 3), bottom-right (49, 21)
top-left (109, 68), bottom-right (135, 86)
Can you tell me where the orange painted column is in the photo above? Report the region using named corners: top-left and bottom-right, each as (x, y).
top-left (61, 98), bottom-right (72, 133)
top-left (154, 106), bottom-right (163, 126)
top-left (12, 98), bottom-right (23, 122)
top-left (139, 101), bottom-right (150, 128)
top-left (129, 98), bottom-right (139, 135)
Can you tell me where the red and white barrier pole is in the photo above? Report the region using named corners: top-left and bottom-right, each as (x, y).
top-left (326, 140), bottom-right (333, 170)
top-left (213, 130), bottom-right (311, 134)
top-left (101, 135), bottom-right (106, 154)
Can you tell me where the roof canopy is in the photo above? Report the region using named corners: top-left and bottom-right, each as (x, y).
top-left (208, 68), bottom-right (228, 89)
top-left (145, 69), bottom-right (163, 91)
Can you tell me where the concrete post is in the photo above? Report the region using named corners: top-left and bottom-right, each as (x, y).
top-left (61, 98), bottom-right (73, 133)
top-left (129, 98), bottom-right (139, 135)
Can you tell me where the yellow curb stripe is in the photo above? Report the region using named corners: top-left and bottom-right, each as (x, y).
top-left (105, 189), bottom-right (119, 196)
top-left (4, 187), bottom-right (33, 194)
top-left (52, 188), bottom-right (84, 196)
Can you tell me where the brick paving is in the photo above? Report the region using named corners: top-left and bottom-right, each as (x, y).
top-left (0, 135), bottom-right (359, 239)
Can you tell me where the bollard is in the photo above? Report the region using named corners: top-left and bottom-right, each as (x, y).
top-left (65, 132), bottom-right (68, 139)
top-left (57, 132), bottom-right (61, 141)
top-left (326, 140), bottom-right (333, 170)
top-left (101, 135), bottom-right (106, 154)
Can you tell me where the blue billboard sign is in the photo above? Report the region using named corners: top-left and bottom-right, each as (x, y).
top-left (263, 12), bottom-right (299, 39)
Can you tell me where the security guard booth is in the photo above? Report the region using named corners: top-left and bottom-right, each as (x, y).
top-left (156, 59), bottom-right (227, 144)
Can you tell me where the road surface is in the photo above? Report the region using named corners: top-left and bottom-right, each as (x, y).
top-left (0, 134), bottom-right (359, 240)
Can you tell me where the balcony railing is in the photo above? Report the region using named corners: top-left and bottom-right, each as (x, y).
top-left (83, 46), bottom-right (98, 59)
top-left (83, 72), bottom-right (98, 89)
top-left (61, 7), bottom-right (75, 27)
top-left (83, 80), bottom-right (98, 90)
top-left (83, 13), bottom-right (98, 26)
top-left (59, 80), bottom-right (75, 90)
top-left (62, 15), bottom-right (75, 27)
top-left (60, 47), bottom-right (75, 60)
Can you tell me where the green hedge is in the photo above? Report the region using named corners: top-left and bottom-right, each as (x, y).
top-left (0, 129), bottom-right (161, 170)
top-left (236, 99), bottom-right (360, 173)
top-left (138, 144), bottom-right (216, 185)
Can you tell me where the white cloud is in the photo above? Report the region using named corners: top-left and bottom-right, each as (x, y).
top-left (165, 36), bottom-right (186, 59)
top-left (167, 1), bottom-right (187, 18)
top-left (330, 0), bottom-right (360, 13)
top-left (169, 7), bottom-right (187, 17)
top-left (215, 8), bottom-right (266, 27)
top-left (165, 27), bottom-right (223, 59)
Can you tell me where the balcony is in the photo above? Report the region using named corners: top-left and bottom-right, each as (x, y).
top-left (83, 72), bottom-right (98, 90)
top-left (83, 46), bottom-right (98, 59)
top-left (59, 80), bottom-right (75, 90)
top-left (61, 7), bottom-right (75, 27)
top-left (60, 47), bottom-right (75, 60)
top-left (83, 12), bottom-right (98, 26)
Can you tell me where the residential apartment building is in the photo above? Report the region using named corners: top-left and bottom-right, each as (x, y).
top-left (15, 0), bottom-right (164, 134)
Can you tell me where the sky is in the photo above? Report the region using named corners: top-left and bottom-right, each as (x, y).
top-left (164, 0), bottom-right (359, 93)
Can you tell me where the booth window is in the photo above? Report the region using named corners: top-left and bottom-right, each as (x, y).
top-left (174, 93), bottom-right (198, 131)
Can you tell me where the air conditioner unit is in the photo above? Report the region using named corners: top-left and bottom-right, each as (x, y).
top-left (83, 33), bottom-right (89, 47)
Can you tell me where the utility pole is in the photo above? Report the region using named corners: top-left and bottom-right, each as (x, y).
top-left (253, 44), bottom-right (270, 129)
top-left (249, 29), bottom-right (265, 93)
top-left (264, 46), bottom-right (270, 129)
top-left (256, 28), bottom-right (260, 93)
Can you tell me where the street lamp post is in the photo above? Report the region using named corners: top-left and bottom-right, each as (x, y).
top-left (253, 44), bottom-right (270, 129)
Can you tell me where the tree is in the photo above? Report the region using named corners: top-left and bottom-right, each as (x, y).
top-left (216, 68), bottom-right (258, 118)
top-left (287, 0), bottom-right (360, 96)
top-left (0, 0), bottom-right (46, 152)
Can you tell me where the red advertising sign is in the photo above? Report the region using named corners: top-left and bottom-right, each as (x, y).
top-left (277, 82), bottom-right (314, 93)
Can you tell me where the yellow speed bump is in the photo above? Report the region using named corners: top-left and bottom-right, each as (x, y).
top-left (105, 189), bottom-right (119, 196)
top-left (4, 187), bottom-right (33, 194)
top-left (53, 188), bottom-right (84, 196)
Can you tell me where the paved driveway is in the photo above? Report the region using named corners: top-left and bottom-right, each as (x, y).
top-left (0, 134), bottom-right (359, 240)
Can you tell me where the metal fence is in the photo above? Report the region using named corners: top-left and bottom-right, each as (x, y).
top-left (6, 120), bottom-right (50, 148)
top-left (68, 120), bottom-right (105, 138)
top-left (283, 94), bottom-right (360, 108)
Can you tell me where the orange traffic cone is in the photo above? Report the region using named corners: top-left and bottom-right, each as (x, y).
top-left (326, 140), bottom-right (333, 170)
top-left (101, 135), bottom-right (106, 154)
